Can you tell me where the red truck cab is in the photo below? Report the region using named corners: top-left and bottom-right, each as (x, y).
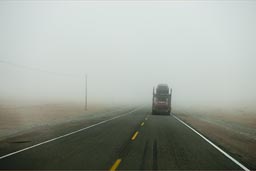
top-left (152, 84), bottom-right (172, 115)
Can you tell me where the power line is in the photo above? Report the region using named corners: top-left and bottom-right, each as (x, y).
top-left (0, 59), bottom-right (88, 109)
top-left (0, 59), bottom-right (82, 77)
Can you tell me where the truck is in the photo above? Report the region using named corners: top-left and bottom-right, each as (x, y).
top-left (152, 84), bottom-right (172, 115)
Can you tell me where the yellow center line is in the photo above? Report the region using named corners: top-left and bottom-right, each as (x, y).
top-left (141, 122), bottom-right (144, 126)
top-left (131, 131), bottom-right (139, 141)
top-left (109, 159), bottom-right (122, 171)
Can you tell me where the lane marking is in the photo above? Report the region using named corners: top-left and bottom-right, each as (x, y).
top-left (131, 131), bottom-right (139, 141)
top-left (173, 115), bottom-right (250, 171)
top-left (0, 108), bottom-right (142, 160)
top-left (141, 122), bottom-right (144, 126)
top-left (109, 158), bottom-right (122, 171)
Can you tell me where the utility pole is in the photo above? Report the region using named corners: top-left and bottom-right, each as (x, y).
top-left (85, 74), bottom-right (88, 110)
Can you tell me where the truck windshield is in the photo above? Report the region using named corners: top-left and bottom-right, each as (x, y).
top-left (157, 96), bottom-right (168, 102)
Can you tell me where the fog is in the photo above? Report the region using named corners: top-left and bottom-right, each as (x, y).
top-left (0, 1), bottom-right (256, 110)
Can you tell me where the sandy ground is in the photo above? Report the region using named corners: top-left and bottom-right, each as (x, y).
top-left (0, 100), bottom-right (118, 141)
top-left (1, 100), bottom-right (255, 169)
top-left (175, 108), bottom-right (256, 169)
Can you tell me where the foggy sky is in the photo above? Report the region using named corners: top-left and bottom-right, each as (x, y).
top-left (0, 1), bottom-right (256, 108)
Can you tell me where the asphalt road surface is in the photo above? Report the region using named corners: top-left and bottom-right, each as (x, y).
top-left (0, 107), bottom-right (249, 170)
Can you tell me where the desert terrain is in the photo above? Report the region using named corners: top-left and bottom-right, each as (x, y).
top-left (0, 99), bottom-right (255, 169)
top-left (175, 107), bottom-right (256, 169)
top-left (0, 99), bottom-right (122, 141)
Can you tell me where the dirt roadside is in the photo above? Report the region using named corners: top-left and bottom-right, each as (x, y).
top-left (175, 109), bottom-right (256, 170)
top-left (0, 102), bottom-right (116, 141)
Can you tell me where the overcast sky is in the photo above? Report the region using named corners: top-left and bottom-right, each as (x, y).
top-left (0, 1), bottom-right (255, 108)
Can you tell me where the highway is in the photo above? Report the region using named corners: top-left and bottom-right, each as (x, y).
top-left (0, 107), bottom-right (249, 170)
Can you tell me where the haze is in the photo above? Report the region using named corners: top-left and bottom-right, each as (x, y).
top-left (0, 1), bottom-right (256, 110)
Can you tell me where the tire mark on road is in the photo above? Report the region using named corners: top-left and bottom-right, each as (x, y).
top-left (140, 140), bottom-right (149, 170)
top-left (153, 140), bottom-right (158, 170)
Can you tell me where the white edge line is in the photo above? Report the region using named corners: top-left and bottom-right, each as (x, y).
top-left (173, 115), bottom-right (250, 171)
top-left (0, 107), bottom-right (142, 160)
top-left (0, 107), bottom-right (126, 142)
